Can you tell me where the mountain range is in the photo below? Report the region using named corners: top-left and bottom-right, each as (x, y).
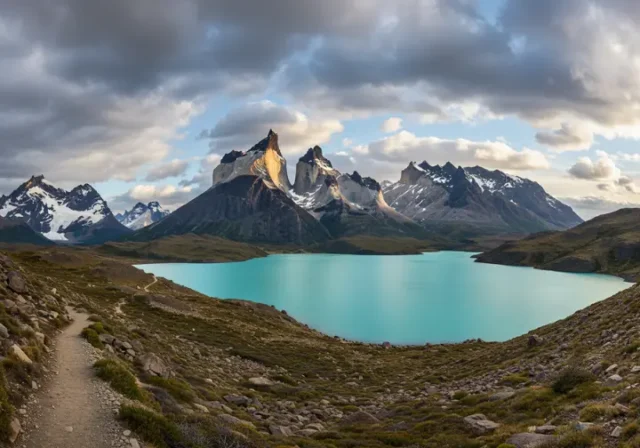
top-left (133, 130), bottom-right (581, 245)
top-left (116, 202), bottom-right (170, 230)
top-left (383, 161), bottom-right (583, 238)
top-left (0, 175), bottom-right (130, 244)
top-left (0, 131), bottom-right (583, 247)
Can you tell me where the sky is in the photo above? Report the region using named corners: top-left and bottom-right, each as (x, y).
top-left (2, 0), bottom-right (640, 220)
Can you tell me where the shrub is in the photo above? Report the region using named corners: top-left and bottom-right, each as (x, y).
top-left (623, 341), bottom-right (640, 354)
top-left (555, 429), bottom-right (599, 448)
top-left (119, 405), bottom-right (181, 448)
top-left (579, 404), bottom-right (620, 422)
top-left (146, 376), bottom-right (195, 403)
top-left (552, 367), bottom-right (595, 394)
top-left (94, 359), bottom-right (145, 401)
top-left (623, 422), bottom-right (640, 440)
top-left (81, 328), bottom-right (104, 349)
top-left (497, 445), bottom-right (517, 448)
top-left (500, 374), bottom-right (529, 386)
top-left (452, 391), bottom-right (468, 400)
top-left (0, 366), bottom-right (14, 442)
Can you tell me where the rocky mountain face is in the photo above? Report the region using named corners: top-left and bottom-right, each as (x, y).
top-left (0, 216), bottom-right (52, 245)
top-left (476, 207), bottom-right (640, 281)
top-left (0, 176), bottom-right (130, 244)
top-left (116, 202), bottom-right (170, 230)
top-left (383, 161), bottom-right (583, 237)
top-left (290, 147), bottom-right (428, 238)
top-left (132, 131), bottom-right (330, 245)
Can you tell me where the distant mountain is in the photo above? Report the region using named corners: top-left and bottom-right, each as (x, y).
top-left (290, 146), bottom-right (429, 238)
top-left (0, 216), bottom-right (53, 245)
top-left (132, 131), bottom-right (330, 245)
top-left (116, 202), bottom-right (170, 230)
top-left (0, 175), bottom-right (131, 244)
top-left (476, 207), bottom-right (640, 281)
top-left (383, 161), bottom-right (582, 237)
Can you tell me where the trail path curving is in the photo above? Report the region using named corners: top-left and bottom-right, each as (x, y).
top-left (23, 308), bottom-right (131, 448)
top-left (143, 275), bottom-right (157, 292)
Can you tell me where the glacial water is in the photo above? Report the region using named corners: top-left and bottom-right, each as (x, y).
top-left (137, 251), bottom-right (632, 344)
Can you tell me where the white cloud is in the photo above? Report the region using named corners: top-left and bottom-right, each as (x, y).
top-left (368, 131), bottom-right (550, 170)
top-left (145, 159), bottom-right (190, 181)
top-left (110, 183), bottom-right (195, 212)
top-left (536, 123), bottom-right (594, 151)
top-left (568, 152), bottom-right (620, 181)
top-left (568, 151), bottom-right (639, 193)
top-left (381, 117), bottom-right (403, 133)
top-left (560, 196), bottom-right (640, 220)
top-left (200, 101), bottom-right (344, 155)
top-left (342, 138), bottom-right (353, 147)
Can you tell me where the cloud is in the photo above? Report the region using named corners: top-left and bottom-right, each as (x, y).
top-left (145, 159), bottom-right (190, 181)
top-left (559, 196), bottom-right (640, 220)
top-left (381, 117), bottom-right (403, 133)
top-left (370, 130), bottom-right (550, 169)
top-left (568, 153), bottom-right (621, 181)
top-left (330, 130), bottom-right (550, 182)
top-left (568, 151), bottom-right (639, 193)
top-left (109, 184), bottom-right (195, 212)
top-left (535, 123), bottom-right (593, 151)
top-left (200, 101), bottom-right (344, 155)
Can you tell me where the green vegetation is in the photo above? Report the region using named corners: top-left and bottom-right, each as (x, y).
top-left (552, 367), bottom-right (595, 394)
top-left (94, 359), bottom-right (146, 401)
top-left (119, 405), bottom-right (181, 448)
top-left (81, 327), bottom-right (104, 349)
top-left (0, 366), bottom-right (14, 442)
top-left (146, 376), bottom-right (195, 403)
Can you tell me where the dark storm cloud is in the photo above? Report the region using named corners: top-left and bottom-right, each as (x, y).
top-left (3, 0), bottom-right (640, 194)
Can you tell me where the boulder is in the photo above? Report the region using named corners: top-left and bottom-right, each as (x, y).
top-left (534, 425), bottom-right (557, 435)
top-left (343, 411), bottom-right (379, 425)
top-left (137, 353), bottom-right (169, 378)
top-left (463, 414), bottom-right (500, 435)
top-left (0, 323), bottom-right (8, 338)
top-left (607, 374), bottom-right (623, 385)
top-left (507, 433), bottom-right (556, 448)
top-left (489, 390), bottom-right (515, 401)
top-left (9, 417), bottom-right (21, 443)
top-left (612, 426), bottom-right (623, 438)
top-left (248, 377), bottom-right (275, 387)
top-left (99, 334), bottom-right (115, 345)
top-left (9, 345), bottom-right (32, 364)
top-left (7, 271), bottom-right (26, 293)
top-left (224, 394), bottom-right (251, 406)
top-left (527, 334), bottom-right (544, 347)
top-left (269, 425), bottom-right (294, 437)
top-left (218, 413), bottom-right (255, 429)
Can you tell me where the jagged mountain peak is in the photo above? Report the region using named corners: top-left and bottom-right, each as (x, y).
top-left (0, 176), bottom-right (129, 243)
top-left (213, 130), bottom-right (290, 191)
top-left (117, 201), bottom-right (170, 230)
top-left (384, 161), bottom-right (583, 235)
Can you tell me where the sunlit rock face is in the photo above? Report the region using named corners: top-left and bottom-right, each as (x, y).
top-left (212, 130), bottom-right (291, 192)
top-left (293, 146), bottom-right (338, 195)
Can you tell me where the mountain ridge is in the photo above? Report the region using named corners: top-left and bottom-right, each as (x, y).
top-left (0, 175), bottom-right (130, 244)
top-left (476, 207), bottom-right (640, 281)
top-left (383, 161), bottom-right (582, 237)
top-left (116, 201), bottom-right (170, 230)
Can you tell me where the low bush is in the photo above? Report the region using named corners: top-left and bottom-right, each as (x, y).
top-left (146, 376), bottom-right (195, 403)
top-left (0, 366), bottom-right (14, 443)
top-left (94, 359), bottom-right (145, 401)
top-left (552, 367), bottom-right (595, 394)
top-left (579, 404), bottom-right (620, 422)
top-left (119, 405), bottom-right (181, 448)
top-left (81, 328), bottom-right (104, 349)
top-left (500, 374), bottom-right (529, 386)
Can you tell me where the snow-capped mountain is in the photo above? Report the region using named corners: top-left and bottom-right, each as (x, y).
top-left (383, 161), bottom-right (583, 236)
top-left (289, 147), bottom-right (426, 238)
top-left (116, 202), bottom-right (170, 230)
top-left (0, 175), bottom-right (130, 244)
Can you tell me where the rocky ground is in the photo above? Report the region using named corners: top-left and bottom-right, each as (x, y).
top-left (2, 247), bottom-right (640, 447)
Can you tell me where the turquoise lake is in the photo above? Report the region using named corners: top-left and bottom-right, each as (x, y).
top-left (137, 251), bottom-right (632, 344)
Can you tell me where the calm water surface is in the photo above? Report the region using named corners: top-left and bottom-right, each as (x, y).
top-left (137, 251), bottom-right (631, 344)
